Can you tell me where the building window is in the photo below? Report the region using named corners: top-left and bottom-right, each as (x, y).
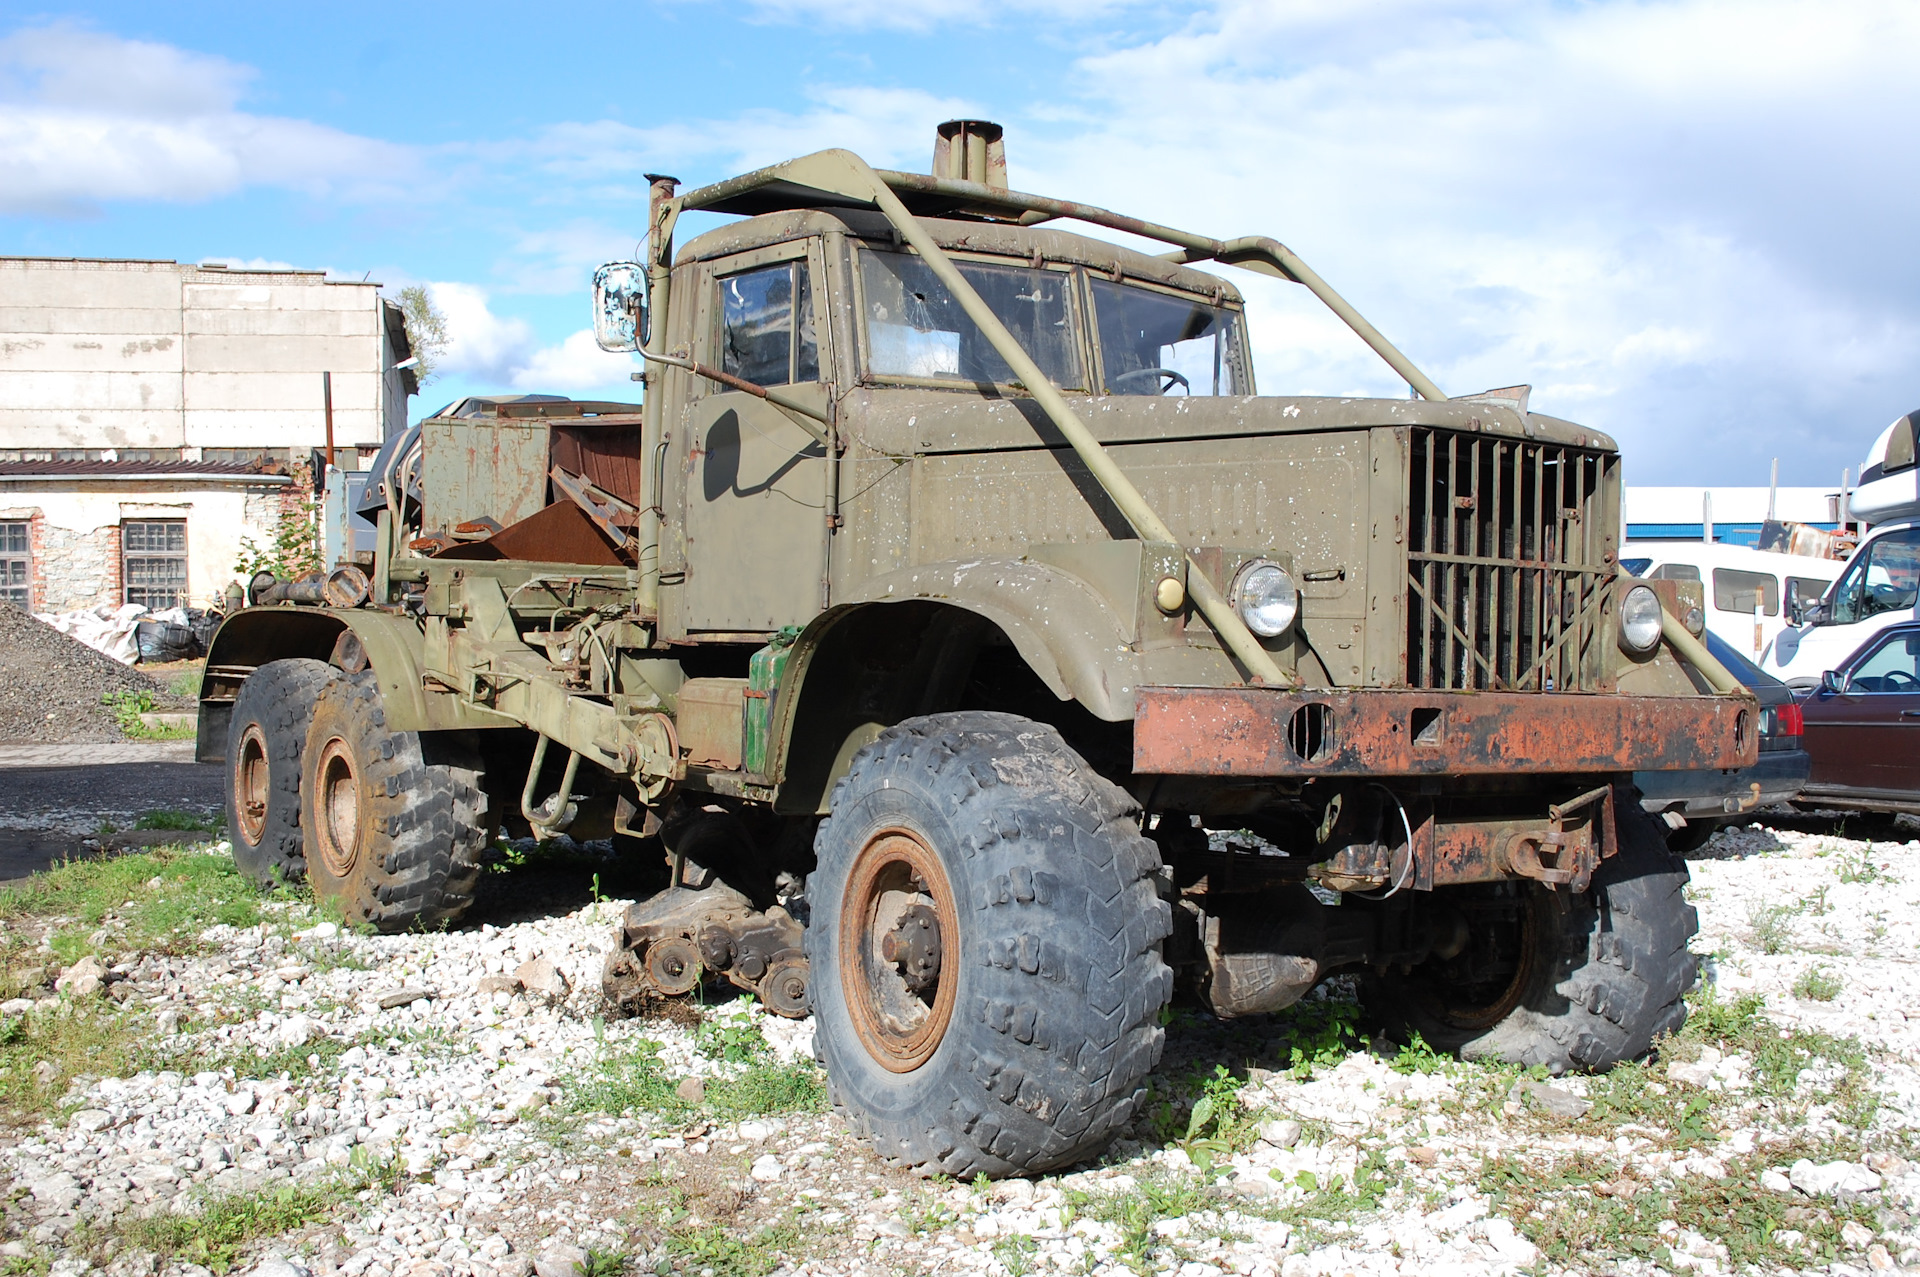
top-left (0, 522), bottom-right (28, 608)
top-left (123, 520), bottom-right (187, 609)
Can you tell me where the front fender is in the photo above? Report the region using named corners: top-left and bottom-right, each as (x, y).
top-left (844, 558), bottom-right (1140, 719)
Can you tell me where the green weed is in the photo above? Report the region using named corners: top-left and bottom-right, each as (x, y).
top-left (116, 1180), bottom-right (346, 1272)
top-left (1275, 992), bottom-right (1364, 1079)
top-left (694, 998), bottom-right (770, 1063)
top-left (706, 1061), bottom-right (827, 1119)
top-left (663, 1222), bottom-right (805, 1277)
top-left (992, 1234), bottom-right (1040, 1276)
top-left (102, 689), bottom-right (194, 741)
top-left (1793, 965), bottom-right (1843, 1002)
top-left (0, 1001), bottom-right (179, 1122)
top-left (1746, 902), bottom-right (1796, 955)
top-left (0, 845), bottom-right (264, 959)
top-left (132, 809), bottom-right (223, 832)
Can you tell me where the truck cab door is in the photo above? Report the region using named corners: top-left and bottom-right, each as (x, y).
top-left (678, 247), bottom-right (832, 635)
top-left (1805, 626), bottom-right (1920, 794)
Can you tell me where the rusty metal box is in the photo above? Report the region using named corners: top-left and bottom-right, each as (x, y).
top-left (677, 678), bottom-right (746, 770)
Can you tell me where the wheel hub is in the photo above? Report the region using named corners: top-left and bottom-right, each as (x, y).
top-left (840, 829), bottom-right (959, 1072)
top-left (314, 737), bottom-right (362, 879)
top-left (879, 903), bottom-right (942, 992)
top-left (233, 724), bottom-right (270, 846)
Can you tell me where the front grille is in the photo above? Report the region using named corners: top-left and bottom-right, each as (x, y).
top-left (1406, 429), bottom-right (1617, 692)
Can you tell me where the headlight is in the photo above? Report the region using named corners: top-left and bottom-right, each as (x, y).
top-left (1619, 585), bottom-right (1664, 654)
top-left (1232, 560), bottom-right (1299, 638)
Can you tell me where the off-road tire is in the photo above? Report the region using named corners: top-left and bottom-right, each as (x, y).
top-left (299, 673), bottom-right (493, 932)
top-left (804, 711), bottom-right (1173, 1178)
top-left (226, 658), bottom-right (339, 889)
top-left (1368, 804), bottom-right (1699, 1071)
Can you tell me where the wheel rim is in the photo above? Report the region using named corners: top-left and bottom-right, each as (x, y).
top-left (233, 724), bottom-right (270, 847)
top-left (1427, 894), bottom-right (1540, 1032)
top-left (839, 827), bottom-right (960, 1073)
top-left (314, 737), bottom-right (363, 880)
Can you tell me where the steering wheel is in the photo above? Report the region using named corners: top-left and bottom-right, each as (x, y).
top-left (1111, 366), bottom-right (1191, 395)
top-left (1884, 669), bottom-right (1920, 691)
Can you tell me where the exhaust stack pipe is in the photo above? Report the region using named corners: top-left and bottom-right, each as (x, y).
top-left (933, 120), bottom-right (1006, 189)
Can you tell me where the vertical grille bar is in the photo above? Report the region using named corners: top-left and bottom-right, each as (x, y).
top-left (1405, 428), bottom-right (1616, 692)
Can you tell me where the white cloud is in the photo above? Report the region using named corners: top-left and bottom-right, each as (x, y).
top-left (429, 283), bottom-right (636, 398)
top-left (1004, 0), bottom-right (1920, 482)
top-left (524, 86), bottom-right (977, 183)
top-left (0, 24), bottom-right (412, 214)
top-left (511, 330), bottom-right (639, 396)
top-left (722, 0), bottom-right (1141, 31)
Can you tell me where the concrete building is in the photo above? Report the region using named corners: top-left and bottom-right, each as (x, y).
top-left (0, 257), bottom-right (415, 612)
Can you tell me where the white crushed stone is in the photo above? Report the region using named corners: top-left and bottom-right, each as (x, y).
top-left (0, 820), bottom-right (1916, 1276)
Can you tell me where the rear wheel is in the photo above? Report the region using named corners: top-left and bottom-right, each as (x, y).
top-left (300, 674), bottom-right (493, 932)
top-left (226, 659), bottom-right (339, 889)
top-left (805, 712), bottom-right (1172, 1177)
top-left (1368, 805), bottom-right (1699, 1071)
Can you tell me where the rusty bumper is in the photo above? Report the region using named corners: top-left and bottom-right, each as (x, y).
top-left (1134, 688), bottom-right (1756, 777)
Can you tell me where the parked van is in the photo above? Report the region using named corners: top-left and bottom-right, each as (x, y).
top-left (1762, 408), bottom-right (1920, 685)
top-left (1621, 540), bottom-right (1839, 660)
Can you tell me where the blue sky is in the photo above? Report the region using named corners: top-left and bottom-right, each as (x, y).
top-left (3, 0), bottom-right (1917, 487)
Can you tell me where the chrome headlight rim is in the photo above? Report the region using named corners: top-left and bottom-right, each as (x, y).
top-left (1230, 559), bottom-right (1300, 639)
top-left (1619, 584), bottom-right (1664, 655)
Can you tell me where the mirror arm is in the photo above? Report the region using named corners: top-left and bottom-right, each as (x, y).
top-left (636, 348), bottom-right (831, 445)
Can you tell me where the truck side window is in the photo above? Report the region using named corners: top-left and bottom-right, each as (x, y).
top-left (1787, 576), bottom-right (1831, 612)
top-left (1845, 631), bottom-right (1920, 692)
top-left (720, 262), bottom-right (819, 388)
top-left (1713, 568), bottom-right (1778, 617)
top-left (1830, 527), bottom-right (1920, 624)
top-left (1647, 563), bottom-right (1700, 582)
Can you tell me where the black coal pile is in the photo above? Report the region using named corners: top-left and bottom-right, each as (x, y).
top-left (0, 605), bottom-right (180, 743)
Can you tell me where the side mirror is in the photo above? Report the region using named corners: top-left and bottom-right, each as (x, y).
top-left (1820, 668), bottom-right (1850, 695)
top-left (592, 262), bottom-right (647, 352)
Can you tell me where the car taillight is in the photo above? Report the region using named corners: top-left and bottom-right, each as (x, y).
top-left (1771, 703), bottom-right (1804, 738)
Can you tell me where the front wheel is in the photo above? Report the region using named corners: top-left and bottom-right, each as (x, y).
top-left (804, 712), bottom-right (1172, 1178)
top-left (299, 675), bottom-right (493, 932)
top-left (1367, 804), bottom-right (1700, 1072)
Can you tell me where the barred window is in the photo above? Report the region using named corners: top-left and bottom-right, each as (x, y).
top-left (0, 522), bottom-right (28, 608)
top-left (124, 520), bottom-right (187, 609)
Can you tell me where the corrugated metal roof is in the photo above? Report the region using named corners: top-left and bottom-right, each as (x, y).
top-left (0, 459), bottom-right (288, 479)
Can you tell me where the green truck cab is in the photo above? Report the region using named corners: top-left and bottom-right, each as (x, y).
top-left (201, 122), bottom-right (1752, 1177)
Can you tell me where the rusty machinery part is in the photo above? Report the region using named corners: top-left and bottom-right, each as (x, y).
top-left (602, 880), bottom-right (811, 1017)
top-left (224, 659), bottom-right (341, 890)
top-left (804, 712), bottom-right (1173, 1178)
top-left (322, 564), bottom-right (372, 609)
top-left (1362, 803), bottom-right (1699, 1072)
top-left (646, 938), bottom-right (702, 997)
top-left (759, 957), bottom-right (811, 1018)
top-left (1134, 688), bottom-right (1757, 778)
top-left (627, 711), bottom-right (679, 805)
top-left (839, 830), bottom-right (960, 1072)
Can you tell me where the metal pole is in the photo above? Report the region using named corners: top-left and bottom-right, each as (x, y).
top-left (637, 174), bottom-right (681, 619)
top-left (322, 371), bottom-right (335, 471)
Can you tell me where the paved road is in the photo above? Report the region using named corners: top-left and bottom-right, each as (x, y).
top-left (0, 751), bottom-right (224, 884)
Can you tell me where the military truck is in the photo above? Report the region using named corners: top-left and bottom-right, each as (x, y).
top-left (200, 121), bottom-right (1754, 1178)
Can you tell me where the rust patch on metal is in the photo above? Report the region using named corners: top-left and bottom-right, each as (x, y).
top-left (1134, 688), bottom-right (1757, 777)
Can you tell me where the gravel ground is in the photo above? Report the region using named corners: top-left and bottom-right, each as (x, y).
top-left (0, 608), bottom-right (181, 744)
top-left (1, 819), bottom-right (1917, 1277)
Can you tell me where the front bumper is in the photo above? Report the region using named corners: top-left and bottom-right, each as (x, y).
top-left (1633, 747), bottom-right (1811, 817)
top-left (1133, 688), bottom-right (1758, 777)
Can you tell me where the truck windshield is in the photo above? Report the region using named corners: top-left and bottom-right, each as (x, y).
top-left (860, 249), bottom-right (1080, 388)
top-left (1090, 278), bottom-right (1246, 396)
top-left (1828, 526), bottom-right (1920, 624)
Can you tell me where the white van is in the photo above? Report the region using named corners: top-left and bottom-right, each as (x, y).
top-left (1763, 407), bottom-right (1920, 685)
top-left (1620, 540), bottom-right (1839, 660)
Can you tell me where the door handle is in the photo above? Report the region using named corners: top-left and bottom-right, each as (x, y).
top-left (1901, 709), bottom-right (1920, 718)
